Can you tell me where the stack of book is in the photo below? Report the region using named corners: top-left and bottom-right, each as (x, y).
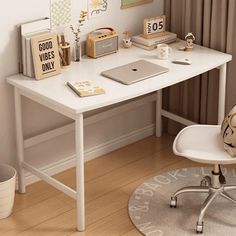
top-left (131, 31), bottom-right (177, 50)
top-left (20, 18), bottom-right (51, 77)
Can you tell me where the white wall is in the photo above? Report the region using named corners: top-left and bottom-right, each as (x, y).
top-left (0, 0), bottom-right (163, 179)
top-left (71, 0), bottom-right (164, 42)
top-left (0, 1), bottom-right (51, 165)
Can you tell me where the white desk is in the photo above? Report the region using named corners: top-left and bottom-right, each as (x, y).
top-left (7, 41), bottom-right (232, 231)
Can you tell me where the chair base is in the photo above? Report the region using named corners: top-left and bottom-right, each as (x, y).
top-left (170, 165), bottom-right (236, 234)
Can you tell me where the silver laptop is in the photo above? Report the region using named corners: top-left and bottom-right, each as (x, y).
top-left (101, 59), bottom-right (169, 85)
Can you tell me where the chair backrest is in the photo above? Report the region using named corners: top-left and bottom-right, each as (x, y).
top-left (221, 105), bottom-right (236, 156)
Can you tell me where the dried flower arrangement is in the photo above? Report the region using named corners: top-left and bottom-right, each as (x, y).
top-left (69, 10), bottom-right (88, 61)
top-left (70, 11), bottom-right (88, 43)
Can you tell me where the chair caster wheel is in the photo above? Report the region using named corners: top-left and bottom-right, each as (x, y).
top-left (170, 197), bottom-right (177, 208)
top-left (200, 176), bottom-right (211, 187)
top-left (196, 222), bottom-right (203, 234)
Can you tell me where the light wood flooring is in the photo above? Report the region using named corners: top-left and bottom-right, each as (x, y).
top-left (1, 134), bottom-right (221, 235)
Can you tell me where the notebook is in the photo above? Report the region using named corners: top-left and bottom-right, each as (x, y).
top-left (101, 60), bottom-right (169, 85)
top-left (67, 80), bottom-right (105, 97)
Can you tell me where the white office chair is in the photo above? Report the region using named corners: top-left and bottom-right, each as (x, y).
top-left (170, 125), bottom-right (236, 234)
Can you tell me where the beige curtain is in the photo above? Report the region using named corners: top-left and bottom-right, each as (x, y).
top-left (163, 0), bottom-right (236, 134)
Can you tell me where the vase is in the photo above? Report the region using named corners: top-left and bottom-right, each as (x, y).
top-left (73, 40), bottom-right (81, 62)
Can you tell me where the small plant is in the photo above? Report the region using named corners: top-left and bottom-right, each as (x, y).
top-left (70, 11), bottom-right (88, 42)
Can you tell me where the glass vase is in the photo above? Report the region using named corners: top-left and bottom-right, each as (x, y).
top-left (73, 40), bottom-right (81, 62)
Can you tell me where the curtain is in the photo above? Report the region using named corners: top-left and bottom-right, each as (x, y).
top-left (163, 0), bottom-right (236, 134)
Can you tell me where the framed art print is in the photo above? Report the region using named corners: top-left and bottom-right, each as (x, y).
top-left (121, 0), bottom-right (153, 9)
top-left (31, 32), bottom-right (61, 80)
top-left (87, 0), bottom-right (109, 18)
top-left (50, 0), bottom-right (72, 29)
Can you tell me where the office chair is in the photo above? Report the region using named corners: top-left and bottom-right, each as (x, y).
top-left (170, 125), bottom-right (236, 234)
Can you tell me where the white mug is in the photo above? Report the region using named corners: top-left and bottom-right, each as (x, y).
top-left (156, 44), bottom-right (172, 60)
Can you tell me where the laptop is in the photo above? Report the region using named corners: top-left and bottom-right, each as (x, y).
top-left (101, 59), bottom-right (169, 85)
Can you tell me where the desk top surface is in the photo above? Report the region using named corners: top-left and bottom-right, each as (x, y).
top-left (7, 41), bottom-right (232, 116)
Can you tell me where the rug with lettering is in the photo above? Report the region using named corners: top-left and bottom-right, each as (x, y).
top-left (128, 167), bottom-right (236, 236)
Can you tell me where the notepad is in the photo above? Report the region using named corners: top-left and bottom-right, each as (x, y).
top-left (67, 80), bottom-right (105, 97)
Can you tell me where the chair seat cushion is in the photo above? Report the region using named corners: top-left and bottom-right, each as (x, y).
top-left (173, 125), bottom-right (236, 164)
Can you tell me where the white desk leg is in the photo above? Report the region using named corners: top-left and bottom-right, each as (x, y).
top-left (14, 88), bottom-right (26, 193)
top-left (75, 113), bottom-right (85, 231)
top-left (156, 89), bottom-right (162, 137)
top-left (218, 63), bottom-right (227, 124)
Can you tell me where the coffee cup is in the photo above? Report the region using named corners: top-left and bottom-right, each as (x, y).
top-left (156, 44), bottom-right (172, 60)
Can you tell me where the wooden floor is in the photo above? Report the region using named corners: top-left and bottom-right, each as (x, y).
top-left (1, 134), bottom-right (213, 235)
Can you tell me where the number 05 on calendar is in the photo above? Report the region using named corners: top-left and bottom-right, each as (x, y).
top-left (143, 15), bottom-right (166, 38)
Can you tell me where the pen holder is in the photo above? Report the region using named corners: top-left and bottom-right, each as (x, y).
top-left (59, 42), bottom-right (71, 68)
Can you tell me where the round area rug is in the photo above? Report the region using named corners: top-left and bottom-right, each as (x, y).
top-left (128, 167), bottom-right (236, 236)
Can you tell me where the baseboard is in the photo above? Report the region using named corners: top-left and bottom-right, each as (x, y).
top-left (20, 124), bottom-right (155, 187)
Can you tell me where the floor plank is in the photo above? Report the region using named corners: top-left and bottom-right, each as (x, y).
top-left (0, 197), bottom-right (72, 236)
top-left (3, 134), bottom-right (224, 235)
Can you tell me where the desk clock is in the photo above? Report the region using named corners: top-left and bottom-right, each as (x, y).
top-left (143, 15), bottom-right (166, 38)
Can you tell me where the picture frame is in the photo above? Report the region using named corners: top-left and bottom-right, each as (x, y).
top-left (31, 32), bottom-right (61, 80)
top-left (121, 0), bottom-right (153, 9)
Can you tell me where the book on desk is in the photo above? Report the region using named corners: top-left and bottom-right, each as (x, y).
top-left (132, 31), bottom-right (177, 50)
top-left (20, 17), bottom-right (51, 77)
top-left (67, 81), bottom-right (106, 97)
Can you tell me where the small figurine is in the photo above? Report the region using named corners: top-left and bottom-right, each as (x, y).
top-left (185, 32), bottom-right (195, 51)
top-left (122, 31), bottom-right (132, 48)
